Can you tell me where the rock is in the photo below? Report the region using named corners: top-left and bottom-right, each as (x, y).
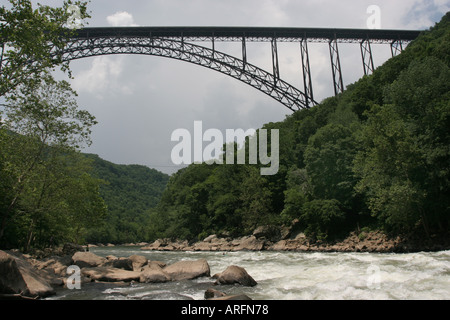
top-left (214, 265), bottom-right (257, 287)
top-left (204, 288), bottom-right (227, 299)
top-left (213, 266), bottom-right (257, 287)
top-left (203, 234), bottom-right (217, 243)
top-left (139, 264), bottom-right (171, 283)
top-left (105, 255), bottom-right (118, 261)
top-left (208, 294), bottom-right (252, 300)
top-left (294, 232), bottom-right (306, 240)
top-left (253, 225), bottom-right (281, 241)
top-left (128, 255), bottom-right (148, 271)
top-left (0, 250), bottom-right (29, 296)
top-left (34, 256), bottom-right (71, 278)
top-left (192, 242), bottom-right (212, 251)
top-left (141, 239), bottom-right (165, 250)
top-left (82, 267), bottom-right (141, 282)
top-left (233, 236), bottom-right (264, 251)
top-left (269, 240), bottom-right (287, 251)
top-left (62, 243), bottom-right (85, 256)
top-left (0, 250), bottom-right (55, 298)
top-left (71, 252), bottom-right (106, 268)
top-left (149, 260), bottom-right (167, 268)
top-left (163, 259), bottom-right (210, 280)
top-left (111, 257), bottom-right (132, 270)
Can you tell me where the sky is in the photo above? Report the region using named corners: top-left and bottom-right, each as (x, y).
top-left (37, 0), bottom-right (450, 175)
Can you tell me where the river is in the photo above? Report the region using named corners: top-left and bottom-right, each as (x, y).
top-left (48, 246), bottom-right (450, 300)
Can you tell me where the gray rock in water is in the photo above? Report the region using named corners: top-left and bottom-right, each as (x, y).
top-left (81, 267), bottom-right (141, 282)
top-left (139, 264), bottom-right (171, 283)
top-left (213, 265), bottom-right (257, 287)
top-left (163, 259), bottom-right (210, 281)
top-left (204, 288), bottom-right (227, 299)
top-left (128, 255), bottom-right (148, 271)
top-left (208, 294), bottom-right (252, 300)
top-left (71, 252), bottom-right (106, 268)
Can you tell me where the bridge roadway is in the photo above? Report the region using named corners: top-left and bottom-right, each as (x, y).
top-left (71, 26), bottom-right (421, 43)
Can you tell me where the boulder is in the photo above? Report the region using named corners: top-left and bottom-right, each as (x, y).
top-left (213, 265), bottom-right (257, 287)
top-left (253, 225), bottom-right (281, 241)
top-left (163, 259), bottom-right (210, 281)
top-left (62, 243), bottom-right (84, 256)
top-left (81, 267), bottom-right (141, 282)
top-left (0, 250), bottom-right (29, 296)
top-left (128, 255), bottom-right (148, 271)
top-left (111, 257), bottom-right (131, 270)
top-left (193, 242), bottom-right (212, 251)
top-left (139, 264), bottom-right (171, 283)
top-left (204, 288), bottom-right (227, 299)
top-left (141, 239), bottom-right (165, 250)
top-left (233, 236), bottom-right (264, 251)
top-left (33, 256), bottom-right (71, 279)
top-left (71, 252), bottom-right (106, 268)
top-left (0, 250), bottom-right (55, 298)
top-left (208, 294), bottom-right (252, 300)
top-left (203, 234), bottom-right (217, 243)
top-left (269, 240), bottom-right (288, 251)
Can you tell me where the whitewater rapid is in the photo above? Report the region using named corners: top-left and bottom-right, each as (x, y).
top-left (49, 247), bottom-right (450, 300)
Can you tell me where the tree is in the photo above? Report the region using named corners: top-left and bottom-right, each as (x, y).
top-left (0, 74), bottom-right (100, 248)
top-left (304, 122), bottom-right (360, 208)
top-left (238, 166), bottom-right (273, 233)
top-left (300, 199), bottom-right (345, 241)
top-left (354, 57), bottom-right (450, 235)
top-left (0, 0), bottom-right (90, 97)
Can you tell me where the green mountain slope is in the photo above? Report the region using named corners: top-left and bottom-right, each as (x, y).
top-left (83, 154), bottom-right (169, 244)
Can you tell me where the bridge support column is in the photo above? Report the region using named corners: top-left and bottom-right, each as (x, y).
top-left (300, 38), bottom-right (314, 108)
top-left (242, 36), bottom-right (247, 69)
top-left (391, 39), bottom-right (403, 57)
top-left (271, 37), bottom-right (280, 85)
top-left (360, 38), bottom-right (374, 76)
top-left (329, 36), bottom-right (344, 96)
top-left (211, 35), bottom-right (215, 58)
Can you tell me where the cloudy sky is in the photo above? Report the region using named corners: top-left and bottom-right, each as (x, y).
top-left (42, 0), bottom-right (450, 174)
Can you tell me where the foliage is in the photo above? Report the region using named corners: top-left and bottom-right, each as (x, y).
top-left (83, 154), bottom-right (169, 244)
top-left (300, 199), bottom-right (345, 241)
top-left (0, 75), bottom-right (105, 250)
top-left (0, 0), bottom-right (90, 96)
top-left (354, 56), bottom-right (450, 234)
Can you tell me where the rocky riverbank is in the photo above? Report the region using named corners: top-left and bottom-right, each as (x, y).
top-left (0, 245), bottom-right (256, 300)
top-left (139, 227), bottom-right (450, 254)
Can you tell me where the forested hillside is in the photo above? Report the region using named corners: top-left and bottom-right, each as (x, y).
top-left (147, 12), bottom-right (450, 243)
top-left (83, 154), bottom-right (169, 244)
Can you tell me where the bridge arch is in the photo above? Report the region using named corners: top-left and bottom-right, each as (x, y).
top-left (55, 35), bottom-right (312, 112)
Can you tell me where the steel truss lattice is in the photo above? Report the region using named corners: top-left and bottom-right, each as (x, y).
top-left (329, 36), bottom-right (344, 96)
top-left (360, 38), bottom-right (375, 76)
top-left (54, 36), bottom-right (313, 111)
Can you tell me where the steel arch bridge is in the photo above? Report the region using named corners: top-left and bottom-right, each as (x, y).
top-left (5, 26), bottom-right (422, 112)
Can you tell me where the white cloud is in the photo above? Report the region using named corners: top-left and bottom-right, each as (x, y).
top-left (71, 56), bottom-right (133, 98)
top-left (106, 11), bottom-right (138, 26)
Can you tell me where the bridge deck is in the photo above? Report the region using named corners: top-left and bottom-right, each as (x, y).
top-left (71, 26), bottom-right (422, 43)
